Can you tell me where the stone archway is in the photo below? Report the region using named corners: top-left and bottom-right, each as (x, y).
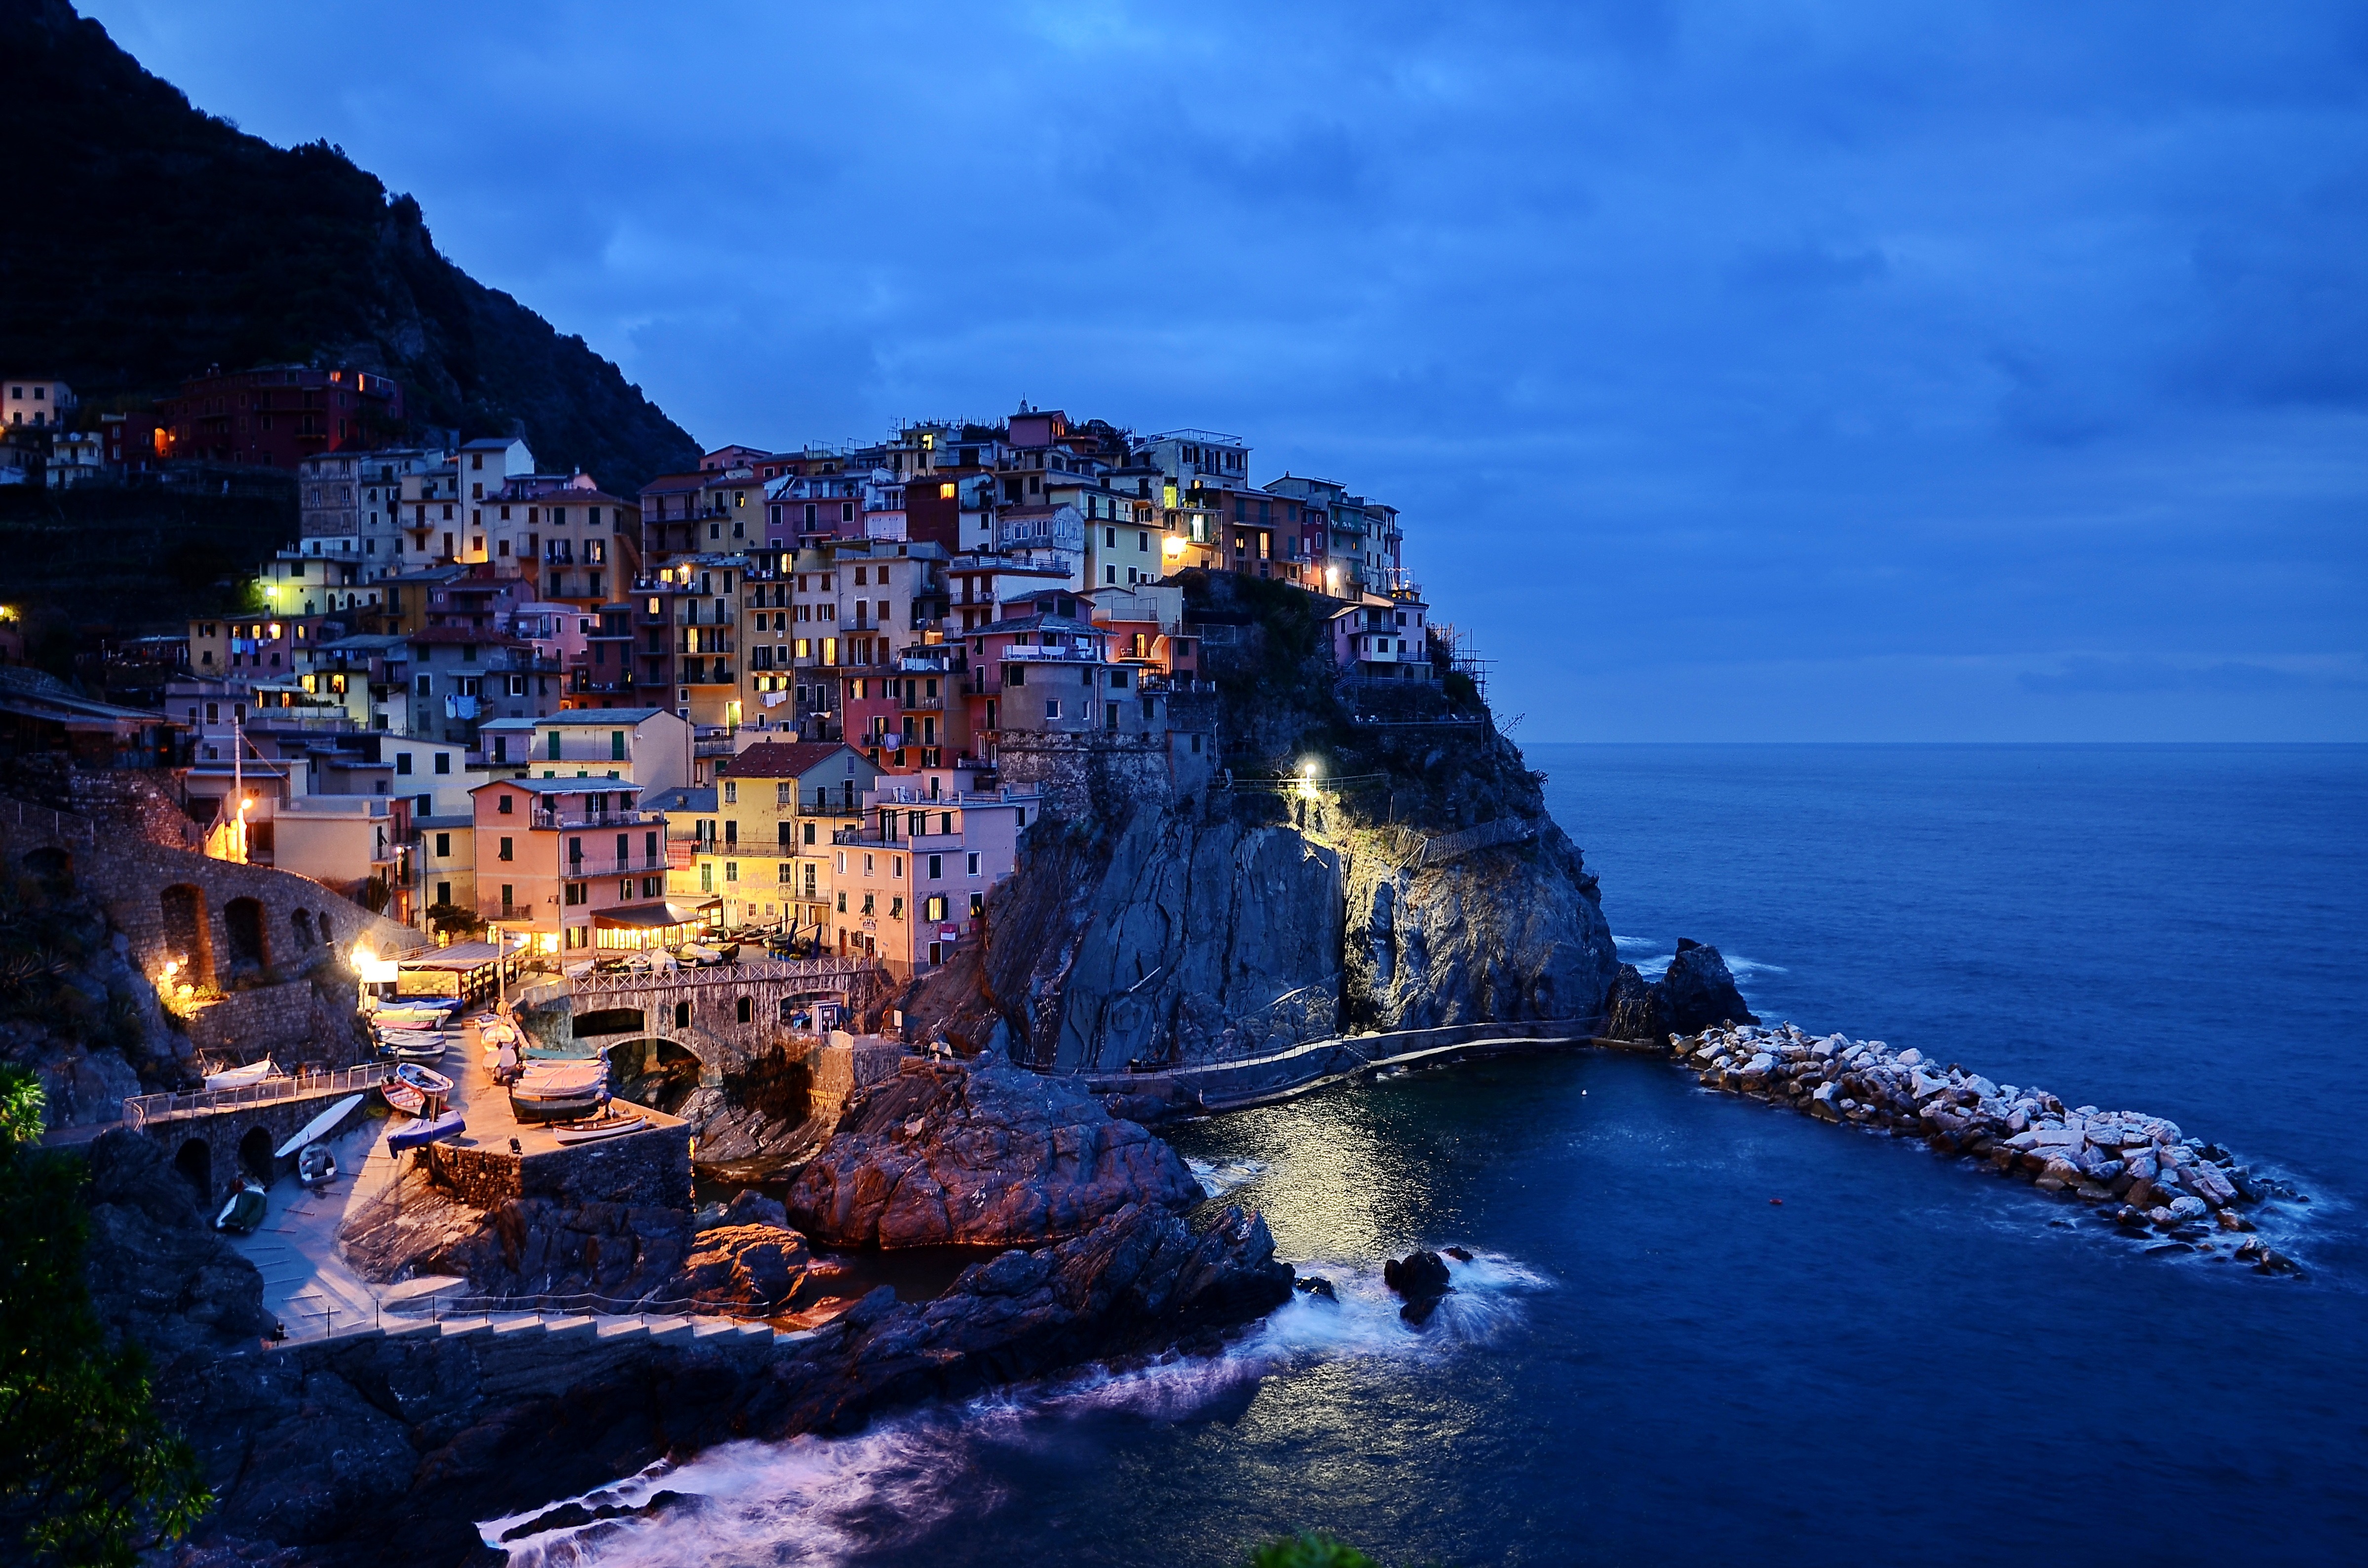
top-left (223, 897), bottom-right (269, 972)
top-left (174, 1137), bottom-right (211, 1200)
top-left (290, 908), bottom-right (315, 952)
top-left (22, 845), bottom-right (72, 883)
top-left (238, 1125), bottom-right (275, 1182)
top-left (160, 884), bottom-right (215, 986)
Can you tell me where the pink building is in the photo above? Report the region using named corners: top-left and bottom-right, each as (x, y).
top-left (827, 774), bottom-right (1039, 974)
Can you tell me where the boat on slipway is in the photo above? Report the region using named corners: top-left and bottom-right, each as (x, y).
top-left (202, 1058), bottom-right (278, 1091)
top-left (550, 1111), bottom-right (647, 1145)
top-left (385, 1111), bottom-right (465, 1151)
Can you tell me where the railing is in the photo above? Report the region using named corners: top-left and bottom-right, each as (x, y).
top-left (563, 852), bottom-right (669, 877)
top-left (123, 1060), bottom-right (396, 1129)
top-left (534, 810), bottom-right (661, 830)
top-left (565, 955), bottom-right (880, 996)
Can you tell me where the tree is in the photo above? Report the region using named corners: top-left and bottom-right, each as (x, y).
top-left (1247, 1533), bottom-right (1382, 1568)
top-left (0, 1066), bottom-right (210, 1565)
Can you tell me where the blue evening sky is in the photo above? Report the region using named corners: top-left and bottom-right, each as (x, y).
top-left (80, 1), bottom-right (2368, 741)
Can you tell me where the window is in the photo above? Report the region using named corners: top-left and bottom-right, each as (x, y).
top-left (497, 795), bottom-right (514, 815)
top-left (724, 781), bottom-right (737, 804)
top-left (925, 895), bottom-right (947, 922)
top-left (546, 731), bottom-right (561, 760)
top-left (611, 731), bottom-right (626, 761)
top-left (725, 861), bottom-right (739, 883)
top-left (434, 832), bottom-right (451, 857)
top-left (803, 821), bottom-right (817, 845)
top-left (1045, 700), bottom-right (1060, 719)
top-left (565, 882), bottom-right (586, 906)
top-left (433, 752), bottom-right (452, 775)
top-left (967, 852), bottom-right (981, 876)
top-left (501, 884), bottom-right (515, 909)
top-left (889, 896), bottom-right (905, 919)
top-left (861, 893), bottom-right (875, 915)
top-left (497, 837), bottom-right (514, 861)
top-left (970, 892), bottom-right (985, 917)
top-left (737, 997), bottom-right (753, 1024)
top-left (396, 752), bottom-right (413, 776)
top-left (928, 854), bottom-right (942, 879)
top-left (700, 863), bottom-right (713, 892)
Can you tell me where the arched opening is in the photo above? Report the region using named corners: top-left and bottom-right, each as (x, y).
top-left (22, 845), bottom-right (72, 885)
top-left (290, 908), bottom-right (315, 951)
top-left (611, 1038), bottom-right (704, 1114)
top-left (673, 1000), bottom-right (690, 1029)
top-left (174, 1138), bottom-right (211, 1200)
top-left (735, 995), bottom-right (753, 1024)
top-left (317, 911), bottom-right (334, 946)
top-left (573, 1007), bottom-right (647, 1038)
top-left (223, 897), bottom-right (269, 972)
top-left (238, 1126), bottom-right (276, 1182)
top-left (160, 884), bottom-right (214, 986)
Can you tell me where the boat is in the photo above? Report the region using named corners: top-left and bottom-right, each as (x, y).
top-left (214, 1180), bottom-right (266, 1233)
top-left (370, 1003), bottom-right (454, 1028)
top-left (379, 1031), bottom-right (451, 1063)
top-left (273, 1093), bottom-right (366, 1159)
top-left (296, 1143), bottom-right (336, 1185)
top-left (203, 1057), bottom-right (279, 1091)
top-left (384, 1111), bottom-right (465, 1151)
top-left (394, 1061), bottom-right (455, 1097)
top-left (550, 1111), bottom-right (647, 1145)
top-left (509, 1057), bottom-right (610, 1121)
top-left (381, 1078), bottom-right (426, 1116)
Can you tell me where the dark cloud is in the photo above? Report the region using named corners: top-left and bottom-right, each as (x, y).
top-left (79, 0), bottom-right (2368, 738)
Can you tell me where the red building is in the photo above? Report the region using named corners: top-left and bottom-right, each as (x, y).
top-left (161, 364), bottom-right (405, 468)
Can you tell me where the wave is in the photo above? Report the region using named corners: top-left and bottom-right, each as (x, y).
top-left (484, 1250), bottom-right (1550, 1565)
top-left (1612, 933), bottom-right (1658, 949)
top-left (1186, 1156), bottom-right (1270, 1200)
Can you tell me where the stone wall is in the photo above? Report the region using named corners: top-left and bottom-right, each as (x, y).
top-left (807, 1033), bottom-right (904, 1124)
top-left (185, 975), bottom-right (372, 1069)
top-left (420, 1121), bottom-right (693, 1210)
top-left (0, 795), bottom-right (422, 991)
top-left (993, 724), bottom-right (1217, 820)
top-left (137, 1092), bottom-right (367, 1209)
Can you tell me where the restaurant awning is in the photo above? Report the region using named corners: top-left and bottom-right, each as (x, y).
top-left (593, 898), bottom-right (722, 931)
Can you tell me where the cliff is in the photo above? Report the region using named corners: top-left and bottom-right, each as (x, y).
top-left (908, 571), bottom-right (1619, 1075)
top-left (0, 1), bottom-right (699, 493)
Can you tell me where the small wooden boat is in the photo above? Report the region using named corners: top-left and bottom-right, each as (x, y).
top-left (385, 1110), bottom-right (465, 1151)
top-left (295, 1143), bottom-right (336, 1185)
top-left (203, 1058), bottom-right (279, 1091)
top-left (394, 1061), bottom-right (455, 1096)
top-left (550, 1112), bottom-right (646, 1145)
top-left (274, 1093), bottom-right (365, 1158)
top-left (381, 1078), bottom-right (426, 1116)
top-left (214, 1180), bottom-right (266, 1233)
top-left (380, 1032), bottom-right (452, 1063)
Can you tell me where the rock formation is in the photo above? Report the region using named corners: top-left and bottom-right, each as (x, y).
top-left (79, 1129), bottom-right (272, 1360)
top-left (1661, 939), bottom-right (1758, 1031)
top-left (788, 1059), bottom-right (1205, 1248)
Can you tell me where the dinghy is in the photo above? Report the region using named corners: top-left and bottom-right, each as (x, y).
top-left (379, 1031), bottom-right (452, 1063)
top-left (214, 1180), bottom-right (266, 1233)
top-left (381, 1078), bottom-right (426, 1116)
top-left (394, 1061), bottom-right (455, 1097)
top-left (385, 1110), bottom-right (465, 1151)
top-left (296, 1143), bottom-right (336, 1185)
top-left (550, 1111), bottom-right (646, 1145)
top-left (273, 1093), bottom-right (365, 1158)
top-left (203, 1058), bottom-right (279, 1092)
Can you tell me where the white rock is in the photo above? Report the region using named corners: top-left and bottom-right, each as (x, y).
top-left (1896, 1047), bottom-right (1922, 1067)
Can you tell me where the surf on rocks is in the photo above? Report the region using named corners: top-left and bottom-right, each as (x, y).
top-left (1667, 1021), bottom-right (2308, 1272)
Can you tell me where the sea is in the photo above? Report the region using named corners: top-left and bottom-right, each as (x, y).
top-left (493, 744), bottom-right (2368, 1567)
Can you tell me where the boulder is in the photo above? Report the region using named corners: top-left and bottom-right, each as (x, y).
top-left (788, 1061), bottom-right (1205, 1249)
top-left (1600, 964), bottom-right (1667, 1043)
top-left (1660, 940), bottom-right (1758, 1033)
top-left (79, 1129), bottom-right (272, 1357)
top-left (677, 1224), bottom-right (811, 1310)
top-left (1382, 1249), bottom-right (1453, 1322)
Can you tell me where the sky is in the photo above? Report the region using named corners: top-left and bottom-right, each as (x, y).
top-left (80, 0), bottom-right (2368, 741)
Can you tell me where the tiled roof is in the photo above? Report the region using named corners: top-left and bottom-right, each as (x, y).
top-left (721, 741), bottom-right (859, 779)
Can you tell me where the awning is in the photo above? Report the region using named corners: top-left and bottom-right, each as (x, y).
top-left (593, 898), bottom-right (722, 931)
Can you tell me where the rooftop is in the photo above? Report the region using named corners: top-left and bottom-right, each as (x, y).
top-left (720, 741), bottom-right (865, 780)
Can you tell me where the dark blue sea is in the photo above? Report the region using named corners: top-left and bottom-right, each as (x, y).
top-left (497, 745), bottom-right (2368, 1567)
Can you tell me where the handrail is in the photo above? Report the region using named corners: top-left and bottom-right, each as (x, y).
top-left (563, 955), bottom-right (882, 996)
top-left (123, 1060), bottom-right (396, 1129)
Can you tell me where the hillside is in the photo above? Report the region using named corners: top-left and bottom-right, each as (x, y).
top-left (0, 0), bottom-right (700, 493)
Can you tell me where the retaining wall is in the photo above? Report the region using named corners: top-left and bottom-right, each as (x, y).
top-left (1083, 1017), bottom-right (1601, 1111)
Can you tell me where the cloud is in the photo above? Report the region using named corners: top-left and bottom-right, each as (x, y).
top-left (2016, 657), bottom-right (2368, 696)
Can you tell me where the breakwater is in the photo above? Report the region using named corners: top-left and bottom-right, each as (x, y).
top-left (1669, 1021), bottom-right (2307, 1269)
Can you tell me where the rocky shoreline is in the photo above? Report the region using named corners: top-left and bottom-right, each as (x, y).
top-left (1666, 1020), bottom-right (2307, 1271)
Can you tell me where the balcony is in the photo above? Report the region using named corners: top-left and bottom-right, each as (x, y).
top-left (531, 808), bottom-right (662, 831)
top-left (562, 850), bottom-right (671, 878)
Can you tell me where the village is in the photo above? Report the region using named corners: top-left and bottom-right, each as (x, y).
top-left (3, 373), bottom-right (1447, 982)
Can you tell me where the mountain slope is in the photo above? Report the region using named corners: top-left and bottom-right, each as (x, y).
top-left (0, 0), bottom-right (699, 491)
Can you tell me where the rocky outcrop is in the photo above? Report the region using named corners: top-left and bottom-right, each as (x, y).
top-left (158, 1202), bottom-right (1293, 1568)
top-left (340, 1174), bottom-right (700, 1302)
top-left (1600, 963), bottom-right (1666, 1042)
top-left (1339, 818), bottom-right (1615, 1031)
top-left (787, 1059), bottom-right (1204, 1248)
top-left (1382, 1248), bottom-right (1452, 1323)
top-left (1673, 1020), bottom-right (2304, 1265)
top-left (79, 1129), bottom-right (271, 1360)
top-left (677, 1223), bottom-right (811, 1310)
top-left (1661, 939), bottom-right (1757, 1032)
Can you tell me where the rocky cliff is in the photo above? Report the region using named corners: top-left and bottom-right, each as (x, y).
top-left (907, 571), bottom-right (1619, 1076)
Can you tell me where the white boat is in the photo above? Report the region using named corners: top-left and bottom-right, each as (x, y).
top-left (203, 1058), bottom-right (279, 1091)
top-left (382, 1079), bottom-right (426, 1116)
top-left (551, 1112), bottom-right (646, 1145)
top-left (214, 1180), bottom-right (266, 1233)
top-left (510, 1057), bottom-right (609, 1121)
top-left (394, 1061), bottom-right (455, 1097)
top-left (296, 1143), bottom-right (336, 1185)
top-left (273, 1093), bottom-right (365, 1158)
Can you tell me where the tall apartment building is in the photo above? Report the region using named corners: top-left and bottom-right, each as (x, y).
top-left (161, 365), bottom-right (401, 467)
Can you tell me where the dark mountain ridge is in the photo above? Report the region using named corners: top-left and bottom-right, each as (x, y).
top-left (0, 0), bottom-right (699, 492)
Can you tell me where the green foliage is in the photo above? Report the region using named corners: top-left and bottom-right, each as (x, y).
top-left (1247, 1532), bottom-right (1383, 1568)
top-left (357, 876), bottom-right (393, 914)
top-left (0, 1068), bottom-right (211, 1565)
top-left (424, 900), bottom-right (487, 938)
